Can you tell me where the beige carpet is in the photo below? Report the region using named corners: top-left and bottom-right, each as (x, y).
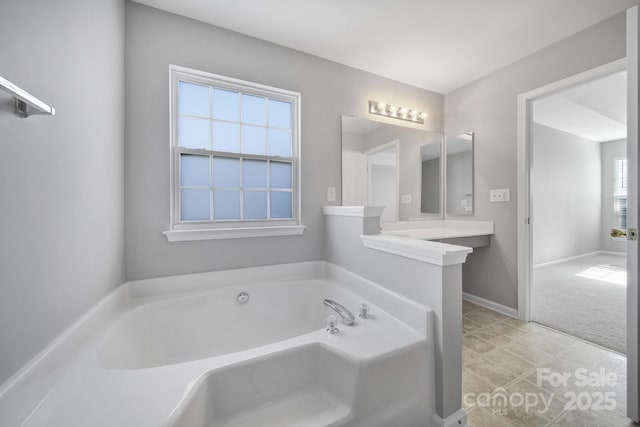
top-left (532, 252), bottom-right (626, 353)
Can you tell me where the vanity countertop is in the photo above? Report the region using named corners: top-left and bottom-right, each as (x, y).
top-left (381, 220), bottom-right (494, 246)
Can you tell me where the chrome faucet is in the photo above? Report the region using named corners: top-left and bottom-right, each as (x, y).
top-left (323, 299), bottom-right (356, 326)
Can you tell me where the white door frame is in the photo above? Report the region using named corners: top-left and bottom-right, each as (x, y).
top-left (365, 139), bottom-right (400, 221)
top-left (516, 57), bottom-right (627, 322)
top-left (626, 5), bottom-right (639, 422)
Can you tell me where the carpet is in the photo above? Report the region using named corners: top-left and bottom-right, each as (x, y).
top-left (532, 252), bottom-right (626, 354)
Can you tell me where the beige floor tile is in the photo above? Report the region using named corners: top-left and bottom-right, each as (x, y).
top-left (515, 332), bottom-right (568, 356)
top-left (470, 328), bottom-right (515, 347)
top-left (505, 339), bottom-right (554, 365)
top-left (466, 358), bottom-right (520, 388)
top-left (463, 347), bottom-right (481, 365)
top-left (489, 322), bottom-right (530, 339)
top-left (484, 350), bottom-right (535, 377)
top-left (552, 407), bottom-right (635, 427)
top-left (463, 316), bottom-right (484, 333)
top-left (505, 378), bottom-right (566, 420)
top-left (464, 334), bottom-right (496, 355)
top-left (466, 405), bottom-right (518, 427)
top-left (462, 369), bottom-right (496, 408)
top-left (501, 317), bottom-right (540, 332)
top-left (562, 342), bottom-right (626, 371)
top-left (465, 310), bottom-right (503, 325)
top-left (475, 307), bottom-right (511, 322)
top-left (463, 300), bottom-right (482, 314)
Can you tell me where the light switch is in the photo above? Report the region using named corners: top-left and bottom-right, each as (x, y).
top-left (490, 188), bottom-right (510, 202)
top-left (327, 187), bottom-right (336, 202)
top-left (401, 194), bottom-right (412, 204)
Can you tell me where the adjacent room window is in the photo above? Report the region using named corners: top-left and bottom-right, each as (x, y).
top-left (167, 66), bottom-right (302, 240)
top-left (614, 157), bottom-right (627, 230)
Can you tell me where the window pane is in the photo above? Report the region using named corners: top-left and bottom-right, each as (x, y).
top-left (268, 129), bottom-right (292, 157)
top-left (181, 154), bottom-right (210, 187)
top-left (268, 99), bottom-right (291, 129)
top-left (179, 116), bottom-right (210, 149)
top-left (181, 189), bottom-right (210, 221)
top-left (213, 190), bottom-right (240, 220)
top-left (178, 81), bottom-right (210, 117)
top-left (212, 157), bottom-right (240, 188)
top-left (270, 192), bottom-right (292, 219)
top-left (213, 89), bottom-right (240, 121)
top-left (244, 191), bottom-right (267, 219)
top-left (241, 94), bottom-right (266, 125)
top-left (241, 125), bottom-right (266, 155)
top-left (212, 121), bottom-right (240, 153)
top-left (243, 159), bottom-right (267, 188)
top-left (270, 162), bottom-right (292, 189)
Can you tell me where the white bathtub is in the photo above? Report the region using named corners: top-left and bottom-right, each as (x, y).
top-left (0, 262), bottom-right (435, 427)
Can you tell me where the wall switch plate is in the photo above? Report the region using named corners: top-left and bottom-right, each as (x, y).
top-left (490, 188), bottom-right (510, 202)
top-left (401, 194), bottom-right (412, 204)
top-left (327, 187), bottom-right (336, 202)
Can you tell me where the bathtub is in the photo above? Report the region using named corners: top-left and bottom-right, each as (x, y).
top-left (0, 262), bottom-right (435, 427)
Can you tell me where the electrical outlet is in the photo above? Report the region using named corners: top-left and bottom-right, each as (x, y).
top-left (327, 187), bottom-right (336, 202)
top-left (490, 188), bottom-right (510, 202)
top-left (401, 194), bottom-right (412, 204)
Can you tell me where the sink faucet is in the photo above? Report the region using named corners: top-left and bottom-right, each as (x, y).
top-left (323, 299), bottom-right (356, 326)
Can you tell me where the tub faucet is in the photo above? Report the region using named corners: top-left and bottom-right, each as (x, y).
top-left (323, 299), bottom-right (356, 326)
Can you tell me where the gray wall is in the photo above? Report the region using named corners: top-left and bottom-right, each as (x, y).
top-left (0, 0), bottom-right (124, 384)
top-left (601, 139), bottom-right (628, 253)
top-left (422, 159), bottom-right (441, 213)
top-left (445, 151), bottom-right (473, 215)
top-left (444, 13), bottom-right (626, 308)
top-left (125, 2), bottom-right (443, 280)
top-left (532, 124), bottom-right (602, 265)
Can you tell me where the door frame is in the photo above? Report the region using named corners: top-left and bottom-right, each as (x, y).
top-left (516, 57), bottom-right (627, 321)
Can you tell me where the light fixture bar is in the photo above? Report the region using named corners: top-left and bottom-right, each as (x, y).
top-left (0, 75), bottom-right (55, 118)
top-left (368, 100), bottom-right (426, 124)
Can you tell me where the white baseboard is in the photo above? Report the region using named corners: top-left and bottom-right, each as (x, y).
top-left (600, 250), bottom-right (626, 257)
top-left (463, 292), bottom-right (518, 319)
top-left (533, 251), bottom-right (600, 269)
top-left (432, 409), bottom-right (468, 427)
top-left (534, 250), bottom-right (626, 269)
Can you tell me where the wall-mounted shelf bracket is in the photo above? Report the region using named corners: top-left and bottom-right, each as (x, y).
top-left (0, 75), bottom-right (55, 118)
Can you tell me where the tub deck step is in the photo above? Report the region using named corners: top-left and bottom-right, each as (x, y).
top-left (214, 387), bottom-right (352, 427)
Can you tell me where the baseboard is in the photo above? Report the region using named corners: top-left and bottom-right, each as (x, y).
top-left (533, 251), bottom-right (600, 269)
top-left (432, 409), bottom-right (468, 427)
top-left (534, 250), bottom-right (626, 269)
top-left (463, 292), bottom-right (518, 319)
top-left (599, 250), bottom-right (626, 257)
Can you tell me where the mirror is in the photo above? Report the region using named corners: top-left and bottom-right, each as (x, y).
top-left (445, 132), bottom-right (474, 215)
top-left (341, 116), bottom-right (443, 222)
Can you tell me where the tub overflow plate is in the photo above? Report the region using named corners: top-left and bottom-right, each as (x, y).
top-left (236, 291), bottom-right (250, 305)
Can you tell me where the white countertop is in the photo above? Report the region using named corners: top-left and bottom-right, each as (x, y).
top-left (381, 220), bottom-right (494, 241)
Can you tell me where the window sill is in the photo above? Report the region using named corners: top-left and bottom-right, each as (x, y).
top-left (611, 236), bottom-right (627, 242)
top-left (163, 225), bottom-right (306, 242)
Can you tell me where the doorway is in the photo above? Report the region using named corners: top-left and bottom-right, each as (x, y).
top-left (529, 71), bottom-right (628, 353)
top-left (517, 55), bottom-right (640, 422)
top-left (365, 140), bottom-right (399, 223)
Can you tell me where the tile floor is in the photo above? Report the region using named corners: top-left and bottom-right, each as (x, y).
top-left (462, 300), bottom-right (635, 427)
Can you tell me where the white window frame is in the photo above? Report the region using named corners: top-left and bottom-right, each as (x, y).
top-left (164, 65), bottom-right (304, 242)
top-left (614, 156), bottom-right (628, 231)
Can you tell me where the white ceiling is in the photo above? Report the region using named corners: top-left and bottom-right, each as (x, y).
top-left (134, 0), bottom-right (638, 93)
top-left (533, 71), bottom-right (627, 142)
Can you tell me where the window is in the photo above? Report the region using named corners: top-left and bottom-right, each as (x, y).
top-left (165, 66), bottom-right (304, 241)
top-left (614, 157), bottom-right (627, 230)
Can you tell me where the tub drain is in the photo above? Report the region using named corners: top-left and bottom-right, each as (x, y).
top-left (236, 291), bottom-right (250, 305)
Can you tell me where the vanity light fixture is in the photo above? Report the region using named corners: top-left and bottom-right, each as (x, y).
top-left (368, 100), bottom-right (426, 124)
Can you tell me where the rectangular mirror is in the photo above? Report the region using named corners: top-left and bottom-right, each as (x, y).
top-left (446, 132), bottom-right (474, 215)
top-left (341, 115), bottom-right (443, 223)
